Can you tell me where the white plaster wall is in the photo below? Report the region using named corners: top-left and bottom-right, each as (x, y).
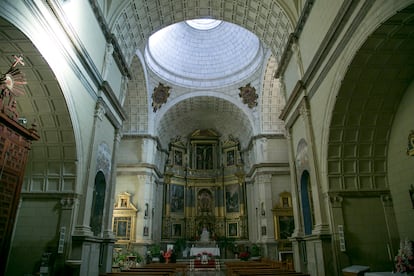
top-left (271, 174), bottom-right (291, 204)
top-left (388, 80), bottom-right (414, 239)
top-left (291, 116), bottom-right (307, 156)
top-left (299, 0), bottom-right (342, 71)
top-left (61, 0), bottom-right (106, 73)
top-left (284, 54), bottom-right (302, 99)
top-left (105, 63), bottom-right (123, 98)
top-left (266, 138), bottom-right (289, 163)
top-left (118, 139), bottom-right (143, 164)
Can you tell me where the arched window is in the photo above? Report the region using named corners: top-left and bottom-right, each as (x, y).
top-left (300, 170), bottom-right (313, 235)
top-left (90, 171), bottom-right (106, 236)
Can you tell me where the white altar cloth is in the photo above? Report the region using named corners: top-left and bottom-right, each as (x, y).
top-left (190, 247), bottom-right (220, 257)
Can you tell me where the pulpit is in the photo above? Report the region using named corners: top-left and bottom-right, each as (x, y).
top-left (0, 55), bottom-right (39, 275)
top-left (0, 112), bottom-right (39, 274)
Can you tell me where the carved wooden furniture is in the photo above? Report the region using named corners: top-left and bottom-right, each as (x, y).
top-left (0, 112), bottom-right (39, 274)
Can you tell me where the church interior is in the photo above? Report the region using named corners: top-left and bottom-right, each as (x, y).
top-left (1, 0), bottom-right (414, 275)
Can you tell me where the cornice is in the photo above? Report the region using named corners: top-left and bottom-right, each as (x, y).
top-left (275, 0), bottom-right (314, 78)
top-left (89, 0), bottom-right (131, 79)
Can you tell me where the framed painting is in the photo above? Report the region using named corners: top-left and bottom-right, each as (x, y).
top-left (174, 150), bottom-right (183, 166)
top-left (226, 149), bottom-right (235, 166)
top-left (276, 215), bottom-right (294, 240)
top-left (172, 223), bottom-right (182, 237)
top-left (113, 217), bottom-right (131, 240)
top-left (170, 184), bottom-right (184, 212)
top-left (228, 222), bottom-right (238, 237)
top-left (225, 184), bottom-right (239, 213)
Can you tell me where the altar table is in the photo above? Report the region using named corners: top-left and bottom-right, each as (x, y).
top-left (190, 247), bottom-right (220, 257)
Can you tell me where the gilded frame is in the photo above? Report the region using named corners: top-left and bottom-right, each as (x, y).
top-left (172, 223), bottom-right (183, 238)
top-left (227, 221), bottom-right (238, 237)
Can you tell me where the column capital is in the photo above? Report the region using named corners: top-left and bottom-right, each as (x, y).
top-left (329, 194), bottom-right (343, 208)
top-left (60, 197), bottom-right (78, 209)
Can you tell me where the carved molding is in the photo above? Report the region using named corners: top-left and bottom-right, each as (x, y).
top-left (60, 197), bottom-right (78, 209)
top-left (152, 83), bottom-right (170, 112)
top-left (329, 194), bottom-right (343, 208)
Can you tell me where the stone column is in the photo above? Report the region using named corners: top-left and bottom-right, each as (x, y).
top-left (99, 129), bottom-right (121, 274)
top-left (285, 129), bottom-right (303, 237)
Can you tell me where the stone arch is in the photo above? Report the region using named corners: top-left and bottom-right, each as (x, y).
top-left (123, 55), bottom-right (149, 134)
top-left (326, 4), bottom-right (414, 193)
top-left (108, 1), bottom-right (294, 66)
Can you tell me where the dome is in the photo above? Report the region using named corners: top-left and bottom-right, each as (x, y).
top-left (145, 19), bottom-right (263, 89)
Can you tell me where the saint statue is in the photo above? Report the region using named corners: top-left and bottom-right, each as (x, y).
top-left (200, 226), bottom-right (210, 242)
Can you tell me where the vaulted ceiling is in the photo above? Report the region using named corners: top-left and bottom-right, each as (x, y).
top-left (108, 0), bottom-right (295, 148)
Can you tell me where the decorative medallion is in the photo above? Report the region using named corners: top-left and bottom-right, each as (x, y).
top-left (152, 82), bottom-right (171, 112)
top-left (0, 55), bottom-right (27, 120)
top-left (238, 83), bottom-right (258, 108)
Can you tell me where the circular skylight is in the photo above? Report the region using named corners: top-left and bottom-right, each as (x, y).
top-left (186, 19), bottom-right (222, 30)
top-left (145, 20), bottom-right (263, 89)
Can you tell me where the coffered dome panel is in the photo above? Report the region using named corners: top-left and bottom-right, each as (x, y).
top-left (145, 20), bottom-right (263, 88)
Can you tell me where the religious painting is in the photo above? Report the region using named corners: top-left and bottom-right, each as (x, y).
top-left (113, 217), bottom-right (131, 240)
top-left (196, 144), bottom-right (213, 170)
top-left (277, 216), bottom-right (294, 240)
top-left (225, 184), bottom-right (239, 213)
top-left (197, 189), bottom-right (213, 213)
top-left (226, 149), bottom-right (235, 166)
top-left (172, 223), bottom-right (182, 237)
top-left (228, 222), bottom-right (238, 237)
top-left (170, 184), bottom-right (184, 213)
top-left (174, 150), bottom-right (183, 166)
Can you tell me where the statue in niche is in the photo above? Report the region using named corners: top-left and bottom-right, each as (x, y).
top-left (199, 225), bottom-right (210, 242)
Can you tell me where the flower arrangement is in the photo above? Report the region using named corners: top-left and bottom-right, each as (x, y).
top-left (196, 251), bottom-right (213, 264)
top-left (395, 238), bottom-right (414, 273)
top-left (112, 247), bottom-right (143, 268)
top-left (239, 251), bottom-right (250, 261)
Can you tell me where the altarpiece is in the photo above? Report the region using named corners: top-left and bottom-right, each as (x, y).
top-left (162, 129), bottom-right (247, 242)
